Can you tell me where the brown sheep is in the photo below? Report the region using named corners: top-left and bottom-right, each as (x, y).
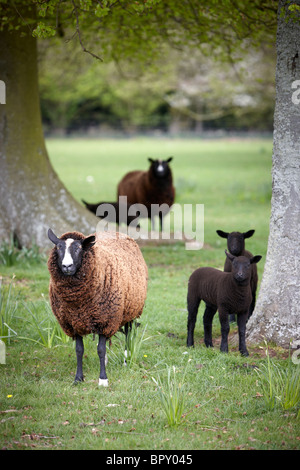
top-left (47, 228), bottom-right (148, 387)
top-left (82, 199), bottom-right (140, 227)
top-left (117, 157), bottom-right (175, 231)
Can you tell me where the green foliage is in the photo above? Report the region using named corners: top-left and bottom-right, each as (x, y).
top-left (255, 341), bottom-right (300, 413)
top-left (0, 235), bottom-right (46, 267)
top-left (32, 22), bottom-right (56, 38)
top-left (19, 299), bottom-right (70, 348)
top-left (107, 322), bottom-right (153, 368)
top-left (0, 277), bottom-right (18, 344)
top-left (152, 364), bottom-right (189, 427)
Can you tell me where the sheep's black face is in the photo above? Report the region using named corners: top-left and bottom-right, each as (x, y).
top-left (56, 239), bottom-right (83, 275)
top-left (225, 251), bottom-right (262, 284)
top-left (148, 157), bottom-right (173, 179)
top-left (48, 229), bottom-right (96, 276)
top-left (216, 230), bottom-right (255, 256)
top-left (230, 256), bottom-right (252, 284)
top-left (227, 232), bottom-right (245, 256)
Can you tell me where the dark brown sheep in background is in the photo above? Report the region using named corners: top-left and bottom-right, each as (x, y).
top-left (187, 251), bottom-right (262, 356)
top-left (47, 228), bottom-right (148, 387)
top-left (216, 229), bottom-right (258, 322)
top-left (117, 157), bottom-right (175, 231)
top-left (82, 199), bottom-right (140, 227)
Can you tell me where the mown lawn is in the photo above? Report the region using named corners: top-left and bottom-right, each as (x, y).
top-left (1, 137), bottom-right (299, 451)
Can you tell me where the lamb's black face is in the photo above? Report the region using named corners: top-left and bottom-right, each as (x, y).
top-left (216, 229), bottom-right (255, 256)
top-left (225, 251), bottom-right (262, 284)
top-left (148, 157), bottom-right (173, 179)
top-left (230, 256), bottom-right (252, 283)
top-left (227, 232), bottom-right (245, 256)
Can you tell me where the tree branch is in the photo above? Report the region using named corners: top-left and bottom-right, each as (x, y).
top-left (71, 0), bottom-right (103, 61)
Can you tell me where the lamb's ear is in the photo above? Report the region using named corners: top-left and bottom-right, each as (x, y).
top-left (48, 228), bottom-right (60, 245)
top-left (250, 255), bottom-right (262, 264)
top-left (243, 229), bottom-right (255, 239)
top-left (225, 250), bottom-right (235, 262)
top-left (217, 230), bottom-right (229, 239)
top-left (82, 235), bottom-right (96, 251)
top-left (166, 156), bottom-right (173, 163)
top-left (148, 158), bottom-right (154, 164)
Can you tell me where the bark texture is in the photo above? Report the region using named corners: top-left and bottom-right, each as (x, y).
top-left (0, 10), bottom-right (97, 249)
top-left (247, 1), bottom-right (300, 348)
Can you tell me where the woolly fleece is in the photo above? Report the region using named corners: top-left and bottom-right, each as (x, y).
top-left (48, 230), bottom-right (148, 339)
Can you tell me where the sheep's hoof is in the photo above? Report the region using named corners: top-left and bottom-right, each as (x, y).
top-left (240, 350), bottom-right (249, 357)
top-left (74, 377), bottom-right (84, 385)
top-left (98, 378), bottom-right (109, 387)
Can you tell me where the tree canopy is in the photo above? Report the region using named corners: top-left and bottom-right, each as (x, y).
top-left (0, 0), bottom-right (278, 61)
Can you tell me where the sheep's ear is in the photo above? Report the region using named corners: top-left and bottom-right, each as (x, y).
top-left (166, 156), bottom-right (173, 163)
top-left (82, 235), bottom-right (96, 251)
top-left (243, 230), bottom-right (255, 239)
top-left (250, 255), bottom-right (262, 264)
top-left (225, 250), bottom-right (235, 262)
top-left (48, 228), bottom-right (60, 245)
top-left (148, 158), bottom-right (154, 163)
top-left (217, 230), bottom-right (229, 239)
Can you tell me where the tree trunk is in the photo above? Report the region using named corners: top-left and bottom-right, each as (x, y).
top-left (0, 10), bottom-right (97, 249)
top-left (247, 1), bottom-right (300, 348)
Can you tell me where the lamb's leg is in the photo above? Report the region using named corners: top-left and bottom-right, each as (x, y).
top-left (237, 313), bottom-right (249, 356)
top-left (187, 293), bottom-right (200, 347)
top-left (203, 303), bottom-right (217, 348)
top-left (98, 334), bottom-right (108, 387)
top-left (74, 335), bottom-right (84, 383)
top-left (247, 291), bottom-right (256, 321)
top-left (218, 308), bottom-right (230, 353)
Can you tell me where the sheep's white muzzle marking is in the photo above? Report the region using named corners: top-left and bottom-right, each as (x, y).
top-left (62, 238), bottom-right (74, 268)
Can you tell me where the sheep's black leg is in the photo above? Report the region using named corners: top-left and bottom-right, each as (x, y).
top-left (159, 213), bottom-right (163, 232)
top-left (237, 313), bottom-right (249, 356)
top-left (218, 308), bottom-right (230, 353)
top-left (247, 291), bottom-right (256, 321)
top-left (187, 294), bottom-right (200, 347)
top-left (98, 334), bottom-right (108, 387)
top-left (74, 335), bottom-right (84, 384)
top-left (124, 321), bottom-right (132, 365)
top-left (203, 303), bottom-right (217, 348)
top-left (229, 314), bottom-right (236, 323)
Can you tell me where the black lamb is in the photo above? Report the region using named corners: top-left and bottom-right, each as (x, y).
top-left (187, 251), bottom-right (262, 356)
top-left (216, 229), bottom-right (258, 322)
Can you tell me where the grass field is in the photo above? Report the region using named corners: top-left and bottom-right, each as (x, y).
top-left (1, 137), bottom-right (299, 451)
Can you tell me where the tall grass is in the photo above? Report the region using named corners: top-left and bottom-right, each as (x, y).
top-left (19, 299), bottom-right (70, 348)
top-left (0, 236), bottom-right (46, 267)
top-left (255, 341), bottom-right (300, 413)
top-left (0, 277), bottom-right (18, 344)
top-left (152, 363), bottom-right (189, 427)
top-left (107, 321), bottom-right (153, 367)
